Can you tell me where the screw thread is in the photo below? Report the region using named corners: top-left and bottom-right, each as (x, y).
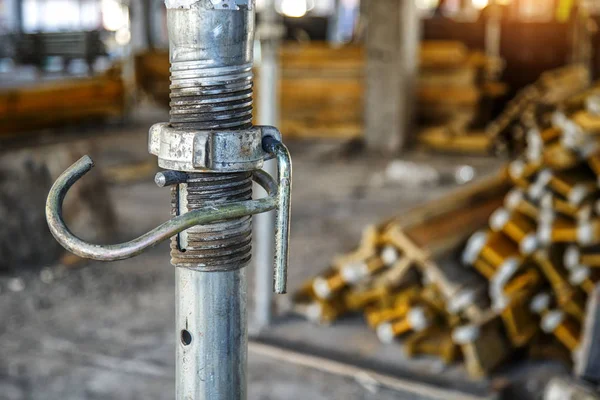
top-left (168, 58), bottom-right (254, 270)
top-left (169, 62), bottom-right (254, 131)
top-left (171, 172), bottom-right (253, 271)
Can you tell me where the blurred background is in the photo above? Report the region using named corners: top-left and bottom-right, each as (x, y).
top-left (1, 0), bottom-right (600, 399)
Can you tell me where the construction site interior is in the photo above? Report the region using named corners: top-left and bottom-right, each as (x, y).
top-left (2, 0), bottom-right (600, 399)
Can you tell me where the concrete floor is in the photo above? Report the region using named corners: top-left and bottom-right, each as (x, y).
top-left (0, 109), bottom-right (570, 399)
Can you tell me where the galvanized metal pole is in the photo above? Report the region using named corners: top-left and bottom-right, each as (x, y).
top-left (253, 0), bottom-right (281, 331)
top-left (166, 2), bottom-right (254, 398)
top-left (176, 268), bottom-right (247, 399)
top-left (46, 2), bottom-right (292, 399)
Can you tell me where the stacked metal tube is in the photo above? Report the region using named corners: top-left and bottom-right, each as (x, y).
top-left (293, 89), bottom-right (600, 379)
top-left (292, 224), bottom-right (467, 368)
top-left (458, 91), bottom-right (600, 374)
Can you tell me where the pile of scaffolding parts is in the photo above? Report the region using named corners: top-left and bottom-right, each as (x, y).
top-left (292, 89), bottom-right (600, 382)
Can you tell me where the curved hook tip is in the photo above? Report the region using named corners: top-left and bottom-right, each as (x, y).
top-left (67, 155), bottom-right (95, 177)
top-left (78, 155), bottom-right (95, 169)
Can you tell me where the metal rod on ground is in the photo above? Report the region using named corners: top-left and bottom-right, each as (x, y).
top-left (248, 341), bottom-right (491, 400)
top-left (253, 0), bottom-right (282, 331)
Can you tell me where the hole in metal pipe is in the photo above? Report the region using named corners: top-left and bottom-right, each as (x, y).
top-left (181, 329), bottom-right (192, 346)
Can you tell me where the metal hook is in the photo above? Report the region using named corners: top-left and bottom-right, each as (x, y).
top-left (263, 136), bottom-right (292, 294)
top-left (45, 138), bottom-right (292, 294)
top-left (46, 155), bottom-right (277, 261)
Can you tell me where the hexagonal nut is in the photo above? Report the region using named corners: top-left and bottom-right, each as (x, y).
top-left (149, 123), bottom-right (272, 172)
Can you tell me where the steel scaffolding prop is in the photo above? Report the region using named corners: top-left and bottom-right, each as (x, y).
top-left (45, 1), bottom-right (292, 398)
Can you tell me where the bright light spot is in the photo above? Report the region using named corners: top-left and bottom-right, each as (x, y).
top-left (340, 0), bottom-right (357, 7)
top-left (415, 0), bottom-right (440, 11)
top-left (115, 27), bottom-right (131, 45)
top-left (455, 165), bottom-right (476, 184)
top-left (472, 0), bottom-right (489, 9)
top-left (280, 0), bottom-right (308, 17)
top-left (102, 0), bottom-right (127, 31)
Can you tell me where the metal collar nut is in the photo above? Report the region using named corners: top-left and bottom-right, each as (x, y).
top-left (149, 123), bottom-right (280, 172)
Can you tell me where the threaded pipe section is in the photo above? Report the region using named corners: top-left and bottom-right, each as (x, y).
top-left (171, 172), bottom-right (253, 271)
top-left (169, 59), bottom-right (254, 270)
top-left (169, 62), bottom-right (254, 131)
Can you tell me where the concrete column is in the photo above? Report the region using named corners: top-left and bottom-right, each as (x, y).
top-left (364, 0), bottom-right (420, 154)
